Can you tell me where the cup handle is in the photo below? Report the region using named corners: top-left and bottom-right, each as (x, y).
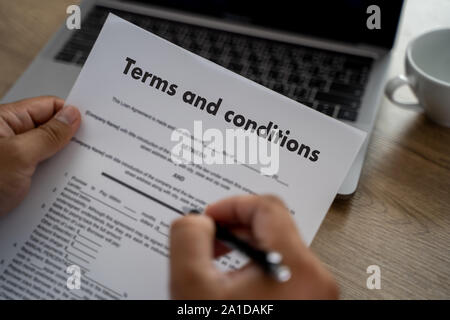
top-left (385, 75), bottom-right (422, 110)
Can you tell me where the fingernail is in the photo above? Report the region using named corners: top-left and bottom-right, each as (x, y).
top-left (55, 106), bottom-right (78, 125)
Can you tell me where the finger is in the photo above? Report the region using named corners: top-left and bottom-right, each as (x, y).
top-left (186, 209), bottom-right (231, 258)
top-left (12, 106), bottom-right (81, 164)
top-left (206, 194), bottom-right (288, 226)
top-left (205, 194), bottom-right (296, 236)
top-left (206, 195), bottom-right (305, 257)
top-left (0, 96), bottom-right (65, 137)
top-left (170, 215), bottom-right (217, 285)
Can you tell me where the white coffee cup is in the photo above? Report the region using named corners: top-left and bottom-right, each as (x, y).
top-left (385, 28), bottom-right (450, 127)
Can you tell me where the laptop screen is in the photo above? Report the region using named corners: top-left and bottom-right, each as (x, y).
top-left (130, 0), bottom-right (404, 49)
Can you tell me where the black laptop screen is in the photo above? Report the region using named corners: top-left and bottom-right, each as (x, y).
top-left (130, 0), bottom-right (404, 49)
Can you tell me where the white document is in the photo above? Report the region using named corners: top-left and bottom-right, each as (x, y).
top-left (0, 15), bottom-right (366, 299)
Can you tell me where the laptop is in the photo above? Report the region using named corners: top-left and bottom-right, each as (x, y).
top-left (0, 0), bottom-right (404, 196)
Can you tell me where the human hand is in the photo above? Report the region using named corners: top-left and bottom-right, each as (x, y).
top-left (170, 195), bottom-right (338, 299)
top-left (0, 96), bottom-right (81, 216)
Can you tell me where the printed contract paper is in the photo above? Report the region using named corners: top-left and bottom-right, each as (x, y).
top-left (0, 15), bottom-right (366, 299)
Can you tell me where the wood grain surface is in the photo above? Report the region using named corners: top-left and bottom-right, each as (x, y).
top-left (0, 0), bottom-right (448, 299)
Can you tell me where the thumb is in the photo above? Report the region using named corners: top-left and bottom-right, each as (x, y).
top-left (14, 106), bottom-right (81, 164)
top-left (170, 215), bottom-right (216, 290)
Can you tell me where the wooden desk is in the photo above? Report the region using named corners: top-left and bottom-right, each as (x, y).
top-left (0, 0), bottom-right (449, 299)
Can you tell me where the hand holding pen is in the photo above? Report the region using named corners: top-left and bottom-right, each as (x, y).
top-left (188, 208), bottom-right (292, 283)
top-left (170, 195), bottom-right (338, 299)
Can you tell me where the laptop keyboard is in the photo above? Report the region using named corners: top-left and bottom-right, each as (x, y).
top-left (55, 6), bottom-right (373, 121)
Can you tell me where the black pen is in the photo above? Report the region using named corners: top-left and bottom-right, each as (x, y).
top-left (188, 209), bottom-right (291, 283)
